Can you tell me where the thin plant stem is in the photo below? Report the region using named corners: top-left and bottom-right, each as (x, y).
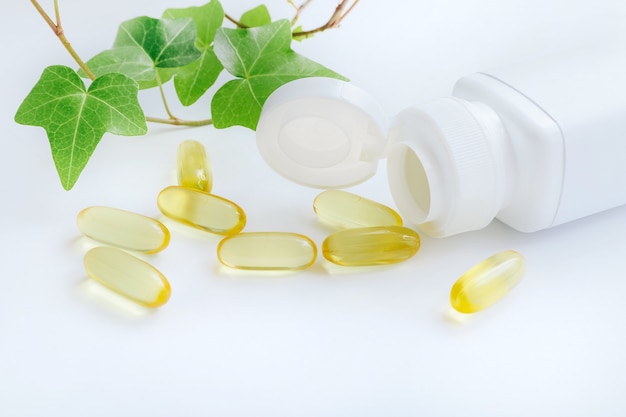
top-left (224, 13), bottom-right (248, 28)
top-left (150, 72), bottom-right (215, 126)
top-left (145, 116), bottom-right (214, 127)
top-left (30, 0), bottom-right (97, 80)
top-left (290, 0), bottom-right (313, 26)
top-left (225, 0), bottom-right (359, 39)
top-left (155, 72), bottom-right (176, 120)
top-left (54, 0), bottom-right (62, 28)
top-left (30, 0), bottom-right (57, 33)
top-left (292, 0), bottom-right (360, 38)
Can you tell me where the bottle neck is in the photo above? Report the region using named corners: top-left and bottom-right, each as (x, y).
top-left (387, 97), bottom-right (511, 237)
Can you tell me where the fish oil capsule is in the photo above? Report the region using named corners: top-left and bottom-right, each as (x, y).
top-left (77, 206), bottom-right (170, 253)
top-left (218, 232), bottom-right (317, 271)
top-left (177, 139), bottom-right (212, 192)
top-left (314, 190), bottom-right (403, 229)
top-left (84, 246), bottom-right (171, 308)
top-left (157, 186), bottom-right (246, 235)
top-left (322, 226), bottom-right (420, 266)
top-left (450, 250), bottom-right (526, 314)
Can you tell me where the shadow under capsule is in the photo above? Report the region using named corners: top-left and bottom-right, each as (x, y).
top-left (77, 277), bottom-right (156, 319)
top-left (214, 258), bottom-right (329, 279)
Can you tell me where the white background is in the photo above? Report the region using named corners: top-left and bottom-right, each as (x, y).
top-left (2, 1), bottom-right (626, 416)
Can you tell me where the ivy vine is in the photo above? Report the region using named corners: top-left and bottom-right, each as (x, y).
top-left (15, 0), bottom-right (359, 190)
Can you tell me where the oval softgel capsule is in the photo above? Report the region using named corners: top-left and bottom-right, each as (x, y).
top-left (314, 190), bottom-right (403, 229)
top-left (450, 250), bottom-right (526, 314)
top-left (84, 246), bottom-right (171, 308)
top-left (177, 139), bottom-right (212, 192)
top-left (77, 206), bottom-right (170, 253)
top-left (218, 232), bottom-right (317, 271)
top-left (322, 226), bottom-right (420, 266)
top-left (157, 186), bottom-right (246, 236)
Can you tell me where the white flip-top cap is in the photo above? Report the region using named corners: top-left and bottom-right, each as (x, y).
top-left (256, 78), bottom-right (389, 188)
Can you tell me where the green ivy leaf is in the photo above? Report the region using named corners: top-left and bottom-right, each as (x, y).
top-left (211, 19), bottom-right (347, 130)
top-left (163, 0), bottom-right (223, 49)
top-left (81, 48), bottom-right (176, 90)
top-left (15, 66), bottom-right (147, 190)
top-left (81, 46), bottom-right (155, 83)
top-left (162, 0), bottom-right (225, 106)
top-left (134, 68), bottom-right (178, 90)
top-left (240, 5), bottom-right (271, 27)
top-left (82, 16), bottom-right (201, 89)
top-left (115, 16), bottom-right (201, 68)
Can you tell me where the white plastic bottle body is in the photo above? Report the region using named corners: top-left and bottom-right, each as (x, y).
top-left (388, 43), bottom-right (626, 236)
top-left (457, 44), bottom-right (626, 230)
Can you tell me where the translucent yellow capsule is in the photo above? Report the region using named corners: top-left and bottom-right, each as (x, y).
top-left (218, 232), bottom-right (317, 271)
top-left (177, 139), bottom-right (212, 192)
top-left (157, 186), bottom-right (246, 235)
top-left (84, 246), bottom-right (171, 308)
top-left (322, 226), bottom-right (420, 266)
top-left (314, 190), bottom-right (403, 229)
top-left (77, 206), bottom-right (170, 253)
top-left (450, 250), bottom-right (526, 314)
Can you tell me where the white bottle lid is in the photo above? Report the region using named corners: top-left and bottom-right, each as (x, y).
top-left (256, 77), bottom-right (389, 188)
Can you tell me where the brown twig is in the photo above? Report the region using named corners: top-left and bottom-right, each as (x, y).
top-left (224, 13), bottom-right (249, 29)
top-left (291, 0), bottom-right (360, 38)
top-left (289, 0), bottom-right (314, 26)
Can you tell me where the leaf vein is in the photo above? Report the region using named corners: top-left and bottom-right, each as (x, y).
top-left (223, 32), bottom-right (246, 77)
top-left (90, 95), bottom-right (145, 131)
top-left (155, 19), bottom-right (193, 65)
top-left (247, 22), bottom-right (287, 75)
top-left (67, 95), bottom-right (88, 187)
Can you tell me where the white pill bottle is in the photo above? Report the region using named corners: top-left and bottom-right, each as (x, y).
top-left (255, 44), bottom-right (626, 237)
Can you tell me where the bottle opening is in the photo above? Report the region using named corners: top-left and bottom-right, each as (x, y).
top-left (404, 149), bottom-right (431, 215)
top-left (387, 144), bottom-right (432, 224)
top-left (387, 98), bottom-right (510, 237)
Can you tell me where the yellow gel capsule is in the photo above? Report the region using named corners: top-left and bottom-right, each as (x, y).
top-left (322, 226), bottom-right (420, 266)
top-left (77, 206), bottom-right (170, 254)
top-left (450, 250), bottom-right (526, 314)
top-left (314, 190), bottom-right (403, 229)
top-left (177, 139), bottom-right (212, 192)
top-left (157, 186), bottom-right (246, 235)
top-left (84, 246), bottom-right (171, 308)
top-left (218, 232), bottom-right (317, 271)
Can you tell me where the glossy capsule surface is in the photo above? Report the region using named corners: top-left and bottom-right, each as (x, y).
top-left (450, 250), bottom-right (526, 314)
top-left (157, 186), bottom-right (246, 235)
top-left (77, 206), bottom-right (170, 253)
top-left (314, 190), bottom-right (403, 229)
top-left (177, 139), bottom-right (212, 192)
top-left (322, 226), bottom-right (420, 266)
top-left (84, 246), bottom-right (171, 308)
top-left (218, 232), bottom-right (317, 271)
